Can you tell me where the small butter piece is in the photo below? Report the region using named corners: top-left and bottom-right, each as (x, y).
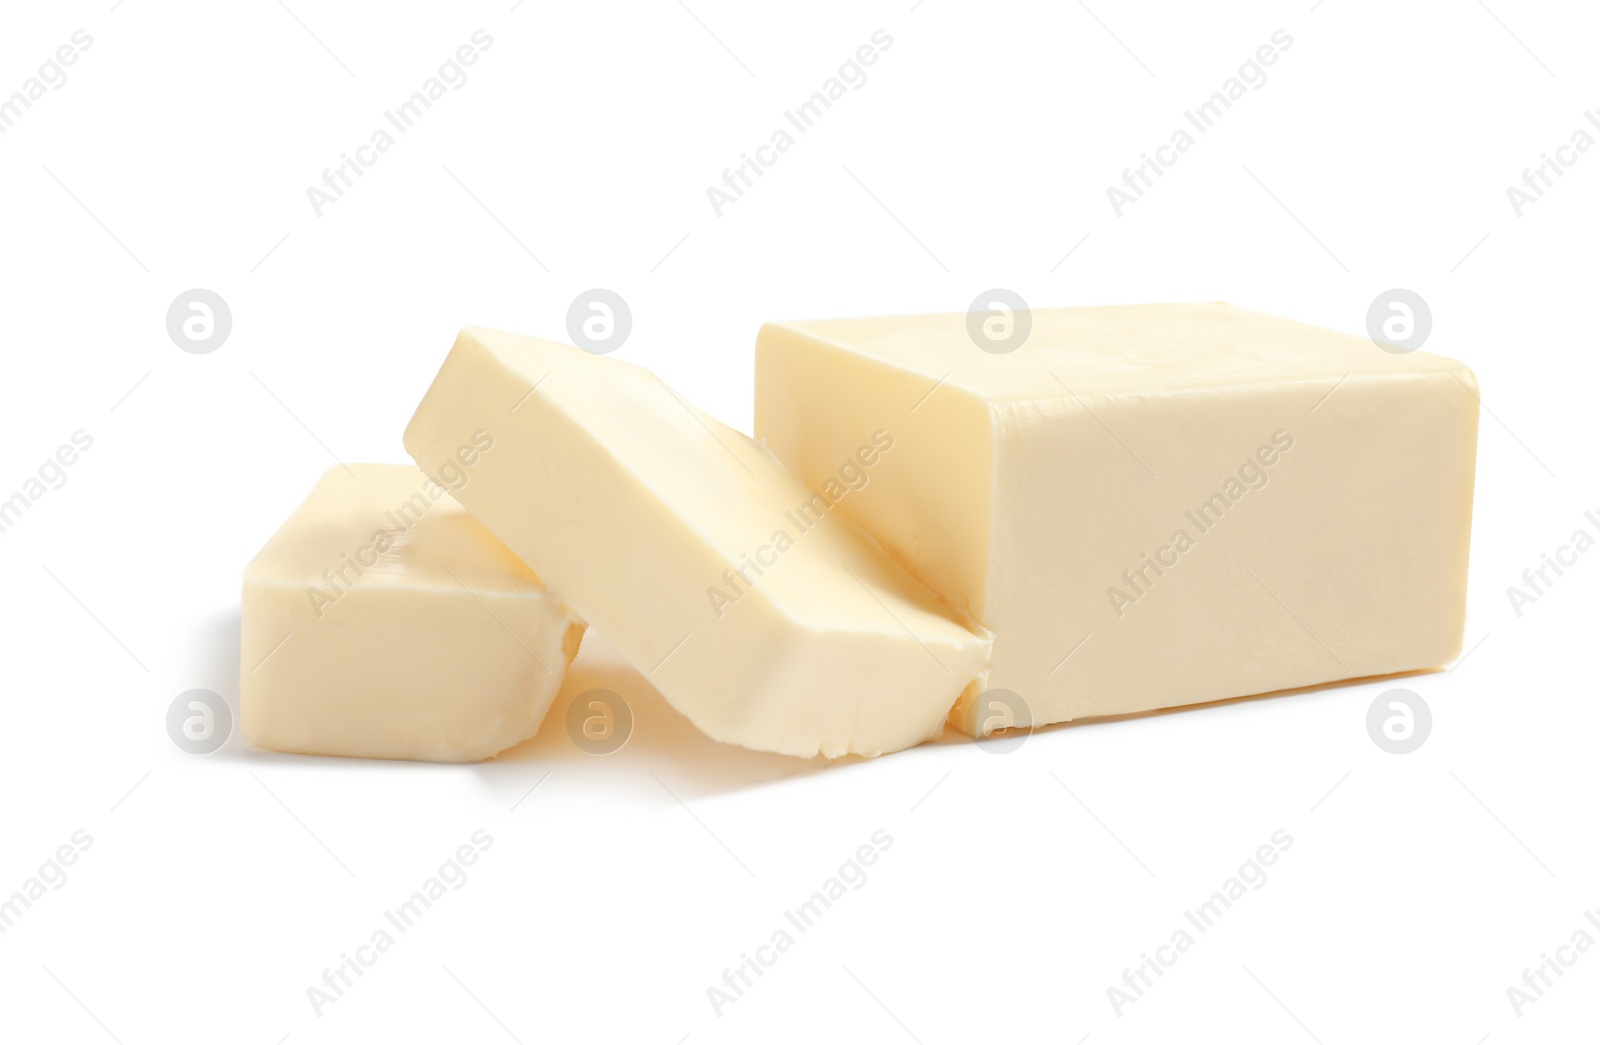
top-left (755, 302), bottom-right (1479, 734)
top-left (241, 464), bottom-right (583, 762)
top-left (404, 327), bottom-right (990, 759)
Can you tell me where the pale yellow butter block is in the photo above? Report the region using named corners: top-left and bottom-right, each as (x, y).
top-left (241, 464), bottom-right (584, 762)
top-left (403, 327), bottom-right (990, 759)
top-left (755, 302), bottom-right (1479, 735)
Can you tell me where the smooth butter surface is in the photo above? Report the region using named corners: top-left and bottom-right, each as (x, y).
top-left (404, 327), bottom-right (990, 759)
top-left (755, 302), bottom-right (1479, 734)
top-left (241, 464), bottom-right (583, 762)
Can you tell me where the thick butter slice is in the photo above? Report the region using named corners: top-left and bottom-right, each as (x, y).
top-left (241, 464), bottom-right (584, 762)
top-left (755, 302), bottom-right (1479, 734)
top-left (403, 327), bottom-right (990, 758)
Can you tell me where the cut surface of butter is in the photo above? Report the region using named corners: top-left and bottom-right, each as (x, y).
top-left (241, 464), bottom-right (583, 762)
top-left (404, 327), bottom-right (990, 758)
top-left (755, 302), bottom-right (1479, 735)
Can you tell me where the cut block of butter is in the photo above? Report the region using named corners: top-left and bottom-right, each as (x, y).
top-left (241, 464), bottom-right (584, 762)
top-left (403, 327), bottom-right (991, 759)
top-left (755, 302), bottom-right (1479, 735)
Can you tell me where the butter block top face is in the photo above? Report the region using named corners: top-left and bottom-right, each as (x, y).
top-left (755, 303), bottom-right (1479, 735)
top-left (241, 464), bottom-right (583, 763)
top-left (774, 301), bottom-right (1472, 402)
top-left (403, 327), bottom-right (991, 759)
top-left (245, 463), bottom-right (551, 596)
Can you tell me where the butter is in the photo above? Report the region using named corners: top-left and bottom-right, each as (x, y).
top-left (404, 327), bottom-right (991, 758)
top-left (241, 464), bottom-right (583, 762)
top-left (755, 302), bottom-right (1479, 734)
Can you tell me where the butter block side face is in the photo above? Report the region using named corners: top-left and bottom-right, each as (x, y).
top-left (754, 329), bottom-right (996, 621)
top-left (755, 303), bottom-right (1479, 735)
top-left (403, 328), bottom-right (990, 759)
top-left (241, 465), bottom-right (584, 762)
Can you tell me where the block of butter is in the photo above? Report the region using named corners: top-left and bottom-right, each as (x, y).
top-left (241, 464), bottom-right (584, 762)
top-left (404, 327), bottom-right (991, 758)
top-left (755, 302), bottom-right (1479, 734)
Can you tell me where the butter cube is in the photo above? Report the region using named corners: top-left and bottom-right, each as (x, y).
top-left (404, 328), bottom-right (990, 759)
top-left (241, 464), bottom-right (583, 762)
top-left (755, 302), bottom-right (1479, 734)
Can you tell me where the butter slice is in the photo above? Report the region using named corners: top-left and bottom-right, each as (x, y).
top-left (755, 302), bottom-right (1479, 734)
top-left (241, 464), bottom-right (583, 762)
top-left (403, 327), bottom-right (990, 758)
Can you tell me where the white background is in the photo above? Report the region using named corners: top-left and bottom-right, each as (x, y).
top-left (1, 0), bottom-right (1595, 1042)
